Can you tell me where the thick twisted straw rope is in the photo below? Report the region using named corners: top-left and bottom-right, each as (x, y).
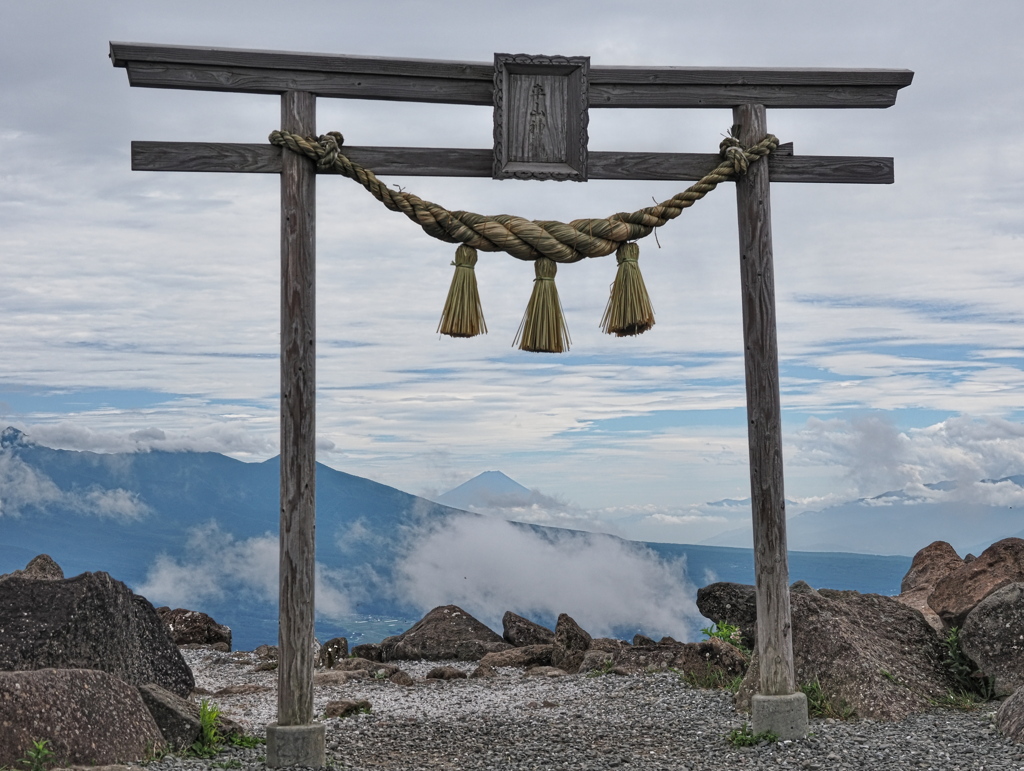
top-left (268, 130), bottom-right (779, 262)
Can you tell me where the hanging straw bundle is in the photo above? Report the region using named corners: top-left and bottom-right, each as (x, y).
top-left (437, 244), bottom-right (487, 338)
top-left (514, 257), bottom-right (570, 353)
top-left (600, 242), bottom-right (655, 337)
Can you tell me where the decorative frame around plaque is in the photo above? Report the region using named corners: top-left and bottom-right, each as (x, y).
top-left (493, 53), bottom-right (590, 181)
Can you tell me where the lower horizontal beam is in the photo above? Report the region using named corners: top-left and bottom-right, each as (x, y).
top-left (131, 141), bottom-right (894, 184)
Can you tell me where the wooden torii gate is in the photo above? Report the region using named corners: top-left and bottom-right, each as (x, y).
top-left (111, 43), bottom-right (911, 763)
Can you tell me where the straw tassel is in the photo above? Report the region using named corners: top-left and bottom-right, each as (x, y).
top-left (514, 257), bottom-right (570, 353)
top-left (437, 245), bottom-right (487, 338)
top-left (600, 242), bottom-right (655, 337)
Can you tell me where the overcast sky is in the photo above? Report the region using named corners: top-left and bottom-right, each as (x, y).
top-left (2, 1), bottom-right (1024, 543)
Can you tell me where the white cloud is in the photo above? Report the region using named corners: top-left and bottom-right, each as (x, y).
top-left (19, 422), bottom-right (276, 456)
top-left (392, 514), bottom-right (700, 640)
top-left (135, 522), bottom-right (360, 619)
top-left (0, 449), bottom-right (150, 521)
top-left (793, 414), bottom-right (1024, 501)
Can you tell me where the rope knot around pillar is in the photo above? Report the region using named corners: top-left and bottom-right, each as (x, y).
top-left (720, 136), bottom-right (750, 176)
top-left (316, 131), bottom-right (345, 169)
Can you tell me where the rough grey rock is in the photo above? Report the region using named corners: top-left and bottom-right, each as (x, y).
top-left (696, 581), bottom-right (759, 650)
top-left (253, 644), bottom-right (278, 660)
top-left (606, 637), bottom-right (748, 679)
top-left (929, 537), bottom-right (1024, 628)
top-left (577, 649), bottom-right (615, 674)
top-left (590, 637), bottom-right (630, 653)
top-left (350, 642), bottom-right (383, 661)
top-left (331, 657), bottom-right (400, 678)
top-left (960, 581), bottom-right (1024, 697)
top-left (316, 636), bottom-right (350, 668)
top-left (137, 682), bottom-right (201, 751)
top-left (315, 670), bottom-right (371, 686)
top-left (501, 611), bottom-right (555, 647)
top-left (478, 644), bottom-right (554, 669)
top-left (425, 665), bottom-right (468, 680)
top-left (734, 586), bottom-right (956, 721)
top-left (0, 668), bottom-right (165, 768)
top-left (997, 685), bottom-right (1024, 745)
top-left (0, 570), bottom-right (194, 696)
top-left (324, 699), bottom-right (371, 718)
top-left (156, 607), bottom-right (232, 650)
top-left (380, 605), bottom-right (510, 662)
top-left (469, 663), bottom-right (497, 679)
top-left (550, 613), bottom-right (592, 674)
top-left (896, 541), bottom-right (963, 632)
top-left (0, 553), bottom-right (64, 583)
top-left (389, 670), bottom-right (415, 686)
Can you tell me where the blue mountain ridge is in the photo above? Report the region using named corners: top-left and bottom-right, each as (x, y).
top-left (0, 432), bottom-right (911, 650)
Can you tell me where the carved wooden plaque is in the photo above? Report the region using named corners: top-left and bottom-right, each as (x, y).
top-left (493, 53), bottom-right (589, 181)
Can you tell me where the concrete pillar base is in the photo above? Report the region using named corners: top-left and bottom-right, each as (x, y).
top-left (266, 722), bottom-right (326, 768)
top-left (751, 692), bottom-right (808, 740)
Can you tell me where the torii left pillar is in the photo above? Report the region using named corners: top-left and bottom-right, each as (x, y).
top-left (266, 89), bottom-right (325, 767)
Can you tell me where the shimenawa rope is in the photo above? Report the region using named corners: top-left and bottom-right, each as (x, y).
top-left (270, 129), bottom-right (778, 352)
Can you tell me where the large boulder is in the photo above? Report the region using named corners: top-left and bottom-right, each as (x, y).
top-left (156, 607), bottom-right (232, 650)
top-left (0, 570), bottom-right (194, 696)
top-left (379, 605), bottom-right (510, 662)
top-left (929, 538), bottom-right (1024, 628)
top-left (997, 686), bottom-right (1024, 745)
top-left (0, 553), bottom-right (64, 583)
top-left (960, 582), bottom-right (1024, 697)
top-left (896, 541), bottom-right (964, 632)
top-left (137, 682), bottom-right (202, 751)
top-left (502, 611), bottom-right (555, 647)
top-left (728, 584), bottom-right (956, 721)
top-left (695, 581), bottom-right (759, 650)
top-left (0, 668), bottom-right (165, 768)
top-left (550, 613), bottom-right (592, 674)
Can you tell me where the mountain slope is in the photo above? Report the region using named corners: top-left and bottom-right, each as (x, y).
top-left (0, 431), bottom-right (912, 649)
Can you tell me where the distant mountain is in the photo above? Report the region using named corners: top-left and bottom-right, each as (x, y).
top-left (0, 429), bottom-right (912, 650)
top-left (435, 470), bottom-right (533, 510)
top-left (701, 480), bottom-right (1024, 556)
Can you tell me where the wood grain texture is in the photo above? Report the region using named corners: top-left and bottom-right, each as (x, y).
top-left (110, 41), bottom-right (495, 79)
top-left (123, 62), bottom-right (494, 104)
top-left (132, 142), bottom-right (893, 183)
top-left (278, 90), bottom-right (317, 729)
top-left (111, 42), bottom-right (912, 108)
top-left (733, 103), bottom-right (796, 698)
top-left (588, 83), bottom-right (903, 109)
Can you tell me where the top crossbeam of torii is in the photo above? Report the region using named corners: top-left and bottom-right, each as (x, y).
top-left (110, 42), bottom-right (913, 183)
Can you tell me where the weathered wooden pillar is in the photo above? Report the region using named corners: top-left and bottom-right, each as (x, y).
top-left (733, 102), bottom-right (807, 738)
top-left (267, 89), bottom-right (325, 767)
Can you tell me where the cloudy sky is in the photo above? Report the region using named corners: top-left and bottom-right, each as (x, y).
top-left (3, 1), bottom-right (1024, 544)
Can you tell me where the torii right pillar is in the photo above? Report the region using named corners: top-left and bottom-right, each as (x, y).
top-left (733, 103), bottom-right (808, 739)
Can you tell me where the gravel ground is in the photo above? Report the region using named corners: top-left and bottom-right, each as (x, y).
top-left (153, 649), bottom-right (1024, 771)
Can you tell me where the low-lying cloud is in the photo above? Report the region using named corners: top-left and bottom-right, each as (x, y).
top-left (136, 522), bottom-right (360, 619)
top-left (391, 514), bottom-right (700, 641)
top-left (19, 421), bottom-right (276, 457)
top-left (0, 450), bottom-right (149, 521)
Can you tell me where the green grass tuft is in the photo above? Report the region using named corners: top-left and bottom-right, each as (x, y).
top-left (800, 678), bottom-right (855, 720)
top-left (189, 700), bottom-right (224, 758)
top-left (18, 739), bottom-right (54, 771)
top-left (726, 723), bottom-right (778, 747)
